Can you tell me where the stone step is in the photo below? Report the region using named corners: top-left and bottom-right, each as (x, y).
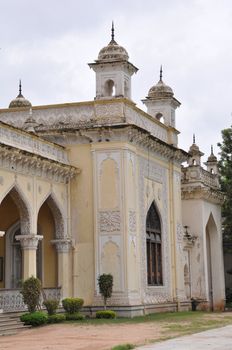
top-left (0, 312), bottom-right (31, 335)
top-left (0, 321), bottom-right (21, 327)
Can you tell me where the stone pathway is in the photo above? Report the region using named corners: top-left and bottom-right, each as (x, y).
top-left (136, 325), bottom-right (232, 349)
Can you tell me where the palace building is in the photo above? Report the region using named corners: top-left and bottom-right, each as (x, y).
top-left (0, 26), bottom-right (225, 316)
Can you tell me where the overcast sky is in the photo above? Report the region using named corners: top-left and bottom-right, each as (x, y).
top-left (0, 0), bottom-right (232, 161)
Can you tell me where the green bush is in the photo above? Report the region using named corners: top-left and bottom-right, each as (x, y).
top-left (96, 310), bottom-right (116, 319)
top-left (48, 314), bottom-right (66, 323)
top-left (65, 312), bottom-right (85, 321)
top-left (20, 311), bottom-right (48, 327)
top-left (21, 276), bottom-right (41, 313)
top-left (98, 274), bottom-right (113, 309)
top-left (111, 345), bottom-right (135, 350)
top-left (62, 298), bottom-right (84, 314)
top-left (43, 299), bottom-right (59, 315)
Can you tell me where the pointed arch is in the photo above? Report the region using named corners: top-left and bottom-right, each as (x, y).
top-left (37, 192), bottom-right (66, 239)
top-left (146, 201), bottom-right (163, 286)
top-left (205, 212), bottom-right (220, 310)
top-left (0, 185), bottom-right (31, 235)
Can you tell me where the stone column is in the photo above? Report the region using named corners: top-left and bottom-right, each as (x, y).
top-left (51, 239), bottom-right (72, 299)
top-left (16, 235), bottom-right (43, 280)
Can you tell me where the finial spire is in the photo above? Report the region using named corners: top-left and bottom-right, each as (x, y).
top-left (160, 65), bottom-right (163, 81)
top-left (111, 21), bottom-right (115, 42)
top-left (19, 79), bottom-right (22, 96)
top-left (193, 134), bottom-right (196, 144)
top-left (211, 145), bottom-right (214, 154)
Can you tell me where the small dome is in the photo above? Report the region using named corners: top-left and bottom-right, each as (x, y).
top-left (9, 81), bottom-right (32, 109)
top-left (148, 79), bottom-right (174, 99)
top-left (207, 146), bottom-right (217, 163)
top-left (147, 66), bottom-right (174, 99)
top-left (188, 135), bottom-right (204, 157)
top-left (97, 23), bottom-right (129, 62)
top-left (98, 40), bottom-right (129, 62)
top-left (189, 142), bottom-right (200, 154)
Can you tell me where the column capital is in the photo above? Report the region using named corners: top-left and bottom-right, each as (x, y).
top-left (51, 239), bottom-right (72, 253)
top-left (15, 234), bottom-right (43, 250)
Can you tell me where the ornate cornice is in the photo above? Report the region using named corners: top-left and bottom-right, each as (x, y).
top-left (0, 122), bottom-right (68, 164)
top-left (181, 185), bottom-right (224, 204)
top-left (0, 143), bottom-right (78, 183)
top-left (38, 126), bottom-right (188, 164)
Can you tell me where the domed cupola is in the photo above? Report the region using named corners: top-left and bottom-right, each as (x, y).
top-left (187, 135), bottom-right (204, 166)
top-left (89, 23), bottom-right (138, 100)
top-left (9, 80), bottom-right (32, 109)
top-left (97, 30), bottom-right (129, 62)
top-left (142, 67), bottom-right (180, 128)
top-left (148, 69), bottom-right (174, 99)
top-left (205, 146), bottom-right (218, 174)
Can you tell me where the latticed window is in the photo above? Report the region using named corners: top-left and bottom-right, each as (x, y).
top-left (146, 202), bottom-right (163, 286)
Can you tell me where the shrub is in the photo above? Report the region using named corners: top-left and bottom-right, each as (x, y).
top-left (20, 311), bottom-right (48, 327)
top-left (43, 299), bottom-right (59, 315)
top-left (65, 312), bottom-right (85, 321)
top-left (98, 274), bottom-right (113, 310)
top-left (62, 298), bottom-right (84, 314)
top-left (21, 276), bottom-right (41, 312)
top-left (48, 314), bottom-right (66, 323)
top-left (111, 345), bottom-right (135, 350)
top-left (96, 310), bottom-right (116, 319)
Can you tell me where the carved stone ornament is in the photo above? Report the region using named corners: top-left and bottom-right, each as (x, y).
top-left (51, 239), bottom-right (72, 253)
top-left (99, 210), bottom-right (121, 233)
top-left (129, 210), bottom-right (136, 233)
top-left (15, 235), bottom-right (43, 250)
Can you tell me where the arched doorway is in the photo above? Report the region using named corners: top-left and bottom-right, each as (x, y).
top-left (37, 195), bottom-right (63, 288)
top-left (146, 202), bottom-right (163, 286)
top-left (0, 187), bottom-right (31, 289)
top-left (205, 213), bottom-right (221, 310)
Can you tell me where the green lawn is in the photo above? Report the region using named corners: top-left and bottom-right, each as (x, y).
top-left (64, 310), bottom-right (232, 349)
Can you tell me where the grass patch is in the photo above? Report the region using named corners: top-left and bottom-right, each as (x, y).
top-left (162, 315), bottom-right (232, 337)
top-left (65, 311), bottom-right (204, 325)
top-left (111, 345), bottom-right (135, 350)
top-left (65, 311), bottom-right (232, 327)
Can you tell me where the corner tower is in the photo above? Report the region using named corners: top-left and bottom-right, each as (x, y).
top-left (88, 23), bottom-right (138, 100)
top-left (142, 67), bottom-right (180, 128)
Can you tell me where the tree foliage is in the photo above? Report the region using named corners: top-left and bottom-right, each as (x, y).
top-left (97, 273), bottom-right (113, 310)
top-left (218, 127), bottom-right (232, 242)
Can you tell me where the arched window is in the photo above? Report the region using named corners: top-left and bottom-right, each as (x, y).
top-left (146, 202), bottom-right (163, 286)
top-left (104, 79), bottom-right (115, 97)
top-left (155, 113), bottom-right (164, 123)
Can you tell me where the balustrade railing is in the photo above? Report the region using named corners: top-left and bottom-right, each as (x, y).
top-left (0, 287), bottom-right (61, 312)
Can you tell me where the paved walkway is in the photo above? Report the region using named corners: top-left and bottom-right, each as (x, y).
top-left (136, 325), bottom-right (232, 349)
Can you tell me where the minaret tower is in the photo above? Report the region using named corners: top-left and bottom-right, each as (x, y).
top-left (142, 67), bottom-right (180, 128)
top-left (89, 23), bottom-right (138, 100)
top-left (187, 134), bottom-right (204, 166)
top-left (205, 146), bottom-right (218, 175)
